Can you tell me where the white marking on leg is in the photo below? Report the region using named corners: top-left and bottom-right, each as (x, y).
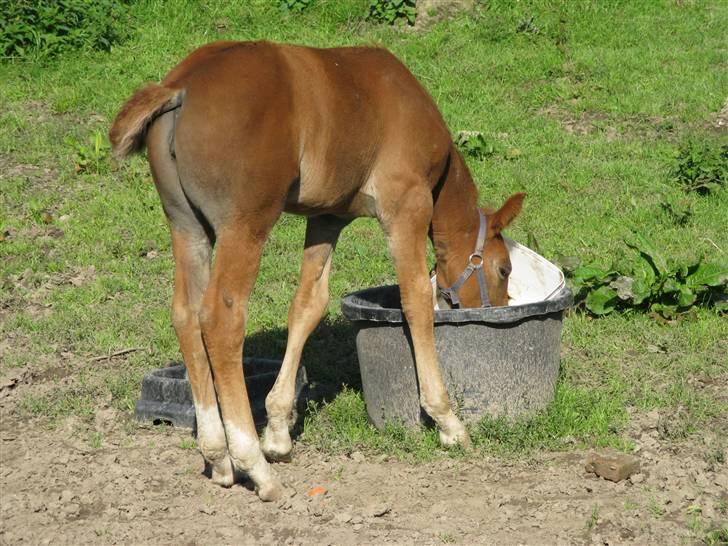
top-left (419, 393), bottom-right (471, 449)
top-left (196, 406), bottom-right (234, 487)
top-left (226, 425), bottom-right (282, 501)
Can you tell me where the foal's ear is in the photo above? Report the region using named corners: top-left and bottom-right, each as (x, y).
top-left (489, 192), bottom-right (526, 235)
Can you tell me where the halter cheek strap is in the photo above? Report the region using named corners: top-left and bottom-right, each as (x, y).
top-left (437, 209), bottom-right (491, 308)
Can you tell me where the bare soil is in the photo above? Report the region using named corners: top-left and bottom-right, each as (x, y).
top-left (1, 362), bottom-right (726, 545)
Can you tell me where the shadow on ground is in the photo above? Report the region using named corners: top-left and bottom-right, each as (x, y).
top-left (245, 315), bottom-right (361, 392)
top-left (244, 316), bottom-right (361, 439)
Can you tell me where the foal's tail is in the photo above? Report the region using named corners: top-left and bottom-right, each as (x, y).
top-left (109, 84), bottom-right (184, 160)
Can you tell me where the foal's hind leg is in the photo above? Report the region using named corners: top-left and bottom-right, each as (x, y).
top-left (199, 214), bottom-right (284, 501)
top-left (380, 184), bottom-right (470, 448)
top-left (147, 114), bottom-right (233, 486)
top-left (170, 229), bottom-right (233, 486)
top-left (262, 215), bottom-right (349, 461)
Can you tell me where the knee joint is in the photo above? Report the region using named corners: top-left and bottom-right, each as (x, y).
top-left (171, 302), bottom-right (194, 330)
top-left (198, 300), bottom-right (245, 337)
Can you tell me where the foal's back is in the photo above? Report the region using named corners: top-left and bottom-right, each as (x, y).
top-left (164, 41), bottom-right (452, 221)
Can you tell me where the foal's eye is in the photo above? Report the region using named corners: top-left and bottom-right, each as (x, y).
top-left (497, 265), bottom-right (511, 280)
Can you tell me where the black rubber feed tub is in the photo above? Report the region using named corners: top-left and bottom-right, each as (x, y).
top-left (135, 358), bottom-right (307, 429)
top-left (341, 239), bottom-right (573, 429)
top-left (341, 284), bottom-right (572, 429)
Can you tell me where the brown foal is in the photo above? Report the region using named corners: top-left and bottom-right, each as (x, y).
top-left (110, 41), bottom-right (525, 501)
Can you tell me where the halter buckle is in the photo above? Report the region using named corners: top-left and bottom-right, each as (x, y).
top-left (468, 253), bottom-right (483, 268)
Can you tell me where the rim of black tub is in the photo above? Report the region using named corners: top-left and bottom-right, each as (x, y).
top-left (340, 284), bottom-right (573, 325)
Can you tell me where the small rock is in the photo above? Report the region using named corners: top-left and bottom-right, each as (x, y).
top-left (60, 490), bottom-right (74, 503)
top-left (63, 503), bottom-right (81, 518)
top-left (364, 503), bottom-right (391, 518)
top-left (532, 509), bottom-right (546, 521)
top-left (307, 500), bottom-right (325, 517)
top-left (693, 472), bottom-right (711, 488)
top-left (335, 512), bottom-right (353, 524)
top-left (29, 498), bottom-right (46, 513)
top-left (159, 450), bottom-right (177, 462)
top-left (103, 453), bottom-right (119, 465)
top-left (585, 449), bottom-right (640, 482)
top-left (79, 493), bottom-right (94, 505)
top-left (56, 453), bottom-right (70, 465)
top-left (140, 240), bottom-right (158, 256)
top-left (630, 473), bottom-right (645, 484)
top-left (350, 451), bottom-right (366, 463)
top-left (644, 410), bottom-right (660, 430)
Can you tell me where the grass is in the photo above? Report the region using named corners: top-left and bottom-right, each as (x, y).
top-left (1, 0), bottom-right (727, 459)
top-left (703, 525), bottom-right (728, 546)
top-left (178, 437), bottom-right (197, 450)
top-left (89, 431), bottom-right (105, 449)
top-left (586, 504), bottom-right (599, 532)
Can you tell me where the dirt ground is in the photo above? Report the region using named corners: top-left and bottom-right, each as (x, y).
top-left (1, 362), bottom-right (726, 546)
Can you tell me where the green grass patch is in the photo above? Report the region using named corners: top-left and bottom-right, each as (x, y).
top-left (1, 0), bottom-right (727, 460)
top-left (703, 523), bottom-right (728, 546)
top-left (302, 382), bottom-right (631, 460)
top-left (302, 388), bottom-right (443, 461)
top-left (19, 383), bottom-right (96, 421)
top-left (472, 382), bottom-right (631, 454)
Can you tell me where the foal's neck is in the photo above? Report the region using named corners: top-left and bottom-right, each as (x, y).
top-left (430, 149), bottom-right (480, 282)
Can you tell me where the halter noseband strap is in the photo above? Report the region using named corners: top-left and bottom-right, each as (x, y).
top-left (437, 209), bottom-right (491, 309)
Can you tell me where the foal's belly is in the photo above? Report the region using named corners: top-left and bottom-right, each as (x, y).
top-left (282, 158), bottom-right (379, 219)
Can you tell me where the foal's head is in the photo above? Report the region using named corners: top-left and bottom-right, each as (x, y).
top-left (438, 193), bottom-right (526, 308)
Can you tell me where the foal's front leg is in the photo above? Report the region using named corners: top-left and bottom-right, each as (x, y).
top-left (262, 215), bottom-right (348, 461)
top-left (382, 188), bottom-right (471, 448)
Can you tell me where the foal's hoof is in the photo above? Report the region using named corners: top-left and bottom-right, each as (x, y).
top-left (261, 428), bottom-right (293, 462)
top-left (211, 457), bottom-right (235, 488)
top-left (257, 478), bottom-right (284, 502)
top-left (439, 425), bottom-right (472, 450)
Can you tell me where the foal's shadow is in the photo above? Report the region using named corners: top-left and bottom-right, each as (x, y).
top-left (245, 315), bottom-right (362, 419)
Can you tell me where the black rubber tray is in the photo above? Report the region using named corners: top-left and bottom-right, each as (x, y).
top-left (135, 358), bottom-right (307, 429)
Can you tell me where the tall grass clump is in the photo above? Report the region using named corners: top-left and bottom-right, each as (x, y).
top-left (0, 0), bottom-right (133, 59)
